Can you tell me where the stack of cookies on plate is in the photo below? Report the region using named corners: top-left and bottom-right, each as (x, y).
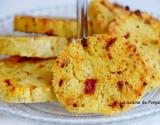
top-left (0, 0), bottom-right (160, 115)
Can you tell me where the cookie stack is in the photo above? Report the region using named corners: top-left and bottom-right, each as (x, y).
top-left (0, 0), bottom-right (160, 115)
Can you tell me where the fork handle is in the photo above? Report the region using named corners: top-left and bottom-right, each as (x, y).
top-left (77, 0), bottom-right (88, 38)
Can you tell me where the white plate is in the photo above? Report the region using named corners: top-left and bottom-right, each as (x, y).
top-left (0, 1), bottom-right (160, 125)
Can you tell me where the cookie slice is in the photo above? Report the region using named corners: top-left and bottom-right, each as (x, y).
top-left (88, 0), bottom-right (115, 34)
top-left (14, 16), bottom-right (77, 38)
top-left (52, 34), bottom-right (148, 115)
top-left (108, 16), bottom-right (160, 91)
top-left (0, 56), bottom-right (56, 103)
top-left (89, 0), bottom-right (160, 91)
top-left (89, 0), bottom-right (160, 36)
top-left (0, 36), bottom-right (69, 58)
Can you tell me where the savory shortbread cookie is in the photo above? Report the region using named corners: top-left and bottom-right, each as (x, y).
top-left (14, 16), bottom-right (77, 38)
top-left (88, 0), bottom-right (115, 34)
top-left (108, 16), bottom-right (160, 90)
top-left (0, 36), bottom-right (69, 58)
top-left (52, 34), bottom-right (148, 115)
top-left (0, 56), bottom-right (56, 103)
top-left (89, 0), bottom-right (160, 36)
top-left (89, 0), bottom-right (160, 90)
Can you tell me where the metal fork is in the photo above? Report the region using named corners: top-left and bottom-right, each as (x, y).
top-left (77, 0), bottom-right (88, 38)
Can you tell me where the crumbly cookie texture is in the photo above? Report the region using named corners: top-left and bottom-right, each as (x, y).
top-left (52, 34), bottom-right (148, 115)
top-left (88, 0), bottom-right (115, 34)
top-left (0, 56), bottom-right (57, 103)
top-left (89, 0), bottom-right (160, 91)
top-left (14, 16), bottom-right (77, 38)
top-left (0, 36), bottom-right (69, 58)
top-left (89, 0), bottom-right (160, 36)
top-left (108, 16), bottom-right (160, 91)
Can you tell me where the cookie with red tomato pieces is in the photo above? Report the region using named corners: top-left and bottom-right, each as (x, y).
top-left (89, 0), bottom-right (160, 36)
top-left (0, 36), bottom-right (69, 58)
top-left (14, 16), bottom-right (77, 38)
top-left (108, 16), bottom-right (160, 91)
top-left (52, 34), bottom-right (148, 115)
top-left (0, 56), bottom-right (57, 103)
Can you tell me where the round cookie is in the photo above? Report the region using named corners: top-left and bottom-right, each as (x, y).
top-left (0, 36), bottom-right (69, 58)
top-left (0, 56), bottom-right (57, 103)
top-left (108, 16), bottom-right (160, 91)
top-left (89, 0), bottom-right (160, 91)
top-left (14, 16), bottom-right (77, 38)
top-left (89, 0), bottom-right (160, 36)
top-left (52, 34), bottom-right (148, 115)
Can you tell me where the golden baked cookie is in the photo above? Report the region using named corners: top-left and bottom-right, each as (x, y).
top-left (108, 16), bottom-right (160, 91)
top-left (88, 0), bottom-right (115, 34)
top-left (89, 0), bottom-right (160, 91)
top-left (0, 36), bottom-right (69, 58)
top-left (89, 0), bottom-right (160, 36)
top-left (52, 34), bottom-right (148, 115)
top-left (14, 16), bottom-right (77, 38)
top-left (0, 56), bottom-right (56, 103)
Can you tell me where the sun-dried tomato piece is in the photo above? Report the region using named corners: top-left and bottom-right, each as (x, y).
top-left (117, 81), bottom-right (123, 91)
top-left (59, 79), bottom-right (63, 87)
top-left (45, 30), bottom-right (54, 36)
top-left (134, 10), bottom-right (142, 17)
top-left (143, 82), bottom-right (147, 86)
top-left (105, 38), bottom-right (116, 50)
top-left (108, 101), bottom-right (118, 108)
top-left (84, 79), bottom-right (97, 95)
top-left (124, 32), bottom-right (130, 39)
top-left (4, 79), bottom-right (11, 86)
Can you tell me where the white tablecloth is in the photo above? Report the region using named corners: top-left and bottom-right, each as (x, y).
top-left (0, 0), bottom-right (160, 125)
